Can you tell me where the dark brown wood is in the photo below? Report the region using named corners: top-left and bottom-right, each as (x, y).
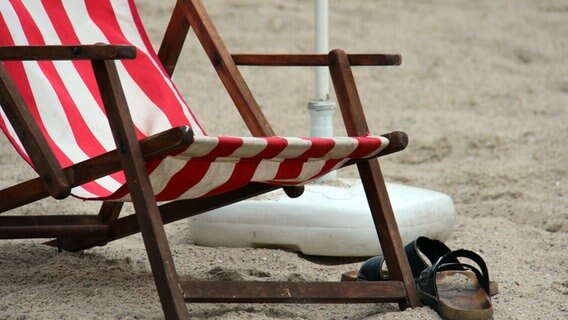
top-left (0, 45), bottom-right (136, 61)
top-left (0, 226), bottom-right (108, 239)
top-left (0, 63), bottom-right (70, 199)
top-left (178, 0), bottom-right (275, 137)
top-left (329, 49), bottom-right (420, 308)
top-left (232, 53), bottom-right (401, 66)
top-left (379, 131), bottom-right (409, 156)
top-left (0, 126), bottom-right (193, 214)
top-left (0, 215), bottom-right (102, 226)
top-left (283, 186), bottom-right (304, 198)
top-left (343, 131), bottom-right (409, 168)
top-left (328, 49), bottom-right (369, 136)
top-left (98, 201), bottom-right (124, 222)
top-left (0, 215), bottom-right (109, 239)
top-left (181, 281), bottom-right (407, 303)
top-left (44, 201), bottom-right (124, 249)
top-left (0, 225), bottom-right (110, 239)
top-left (158, 1), bottom-right (191, 77)
top-left (92, 59), bottom-right (188, 320)
top-left (356, 161), bottom-right (421, 309)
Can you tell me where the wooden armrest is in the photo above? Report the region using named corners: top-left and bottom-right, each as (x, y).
top-left (0, 45), bottom-right (136, 61)
top-left (379, 131), bottom-right (408, 156)
top-left (231, 53), bottom-right (401, 66)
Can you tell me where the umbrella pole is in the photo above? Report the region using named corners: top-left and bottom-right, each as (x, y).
top-left (309, 0), bottom-right (337, 180)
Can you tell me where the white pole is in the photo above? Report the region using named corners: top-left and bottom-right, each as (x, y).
top-left (314, 0), bottom-right (329, 100)
top-left (309, 0), bottom-right (337, 180)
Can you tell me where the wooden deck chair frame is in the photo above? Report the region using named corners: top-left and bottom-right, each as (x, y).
top-left (0, 0), bottom-right (421, 318)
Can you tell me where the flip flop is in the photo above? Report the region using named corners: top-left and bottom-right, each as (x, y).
top-left (340, 236), bottom-right (499, 296)
top-left (416, 249), bottom-right (493, 320)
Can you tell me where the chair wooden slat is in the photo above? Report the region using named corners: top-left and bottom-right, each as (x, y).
top-left (0, 45), bottom-right (136, 61)
top-left (232, 53), bottom-right (401, 66)
top-left (181, 281), bottom-right (407, 303)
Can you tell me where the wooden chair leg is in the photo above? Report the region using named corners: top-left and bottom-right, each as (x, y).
top-left (329, 48), bottom-right (421, 308)
top-left (358, 159), bottom-right (421, 308)
top-left (92, 59), bottom-right (188, 319)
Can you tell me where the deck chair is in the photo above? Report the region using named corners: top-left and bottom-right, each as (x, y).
top-left (0, 0), bottom-right (421, 318)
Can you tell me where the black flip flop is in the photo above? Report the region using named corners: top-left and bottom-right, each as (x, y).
top-left (358, 236), bottom-right (453, 280)
top-left (340, 236), bottom-right (499, 296)
top-left (416, 249), bottom-right (493, 320)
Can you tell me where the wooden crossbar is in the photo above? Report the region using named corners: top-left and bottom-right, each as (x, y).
top-left (232, 53), bottom-right (401, 66)
top-left (0, 225), bottom-right (110, 239)
top-left (181, 281), bottom-right (407, 304)
top-left (0, 215), bottom-right (110, 239)
top-left (0, 45), bottom-right (136, 61)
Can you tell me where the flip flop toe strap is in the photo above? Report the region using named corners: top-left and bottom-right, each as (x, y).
top-left (433, 249), bottom-right (490, 294)
top-left (416, 249), bottom-right (491, 313)
top-left (357, 236), bottom-right (458, 281)
top-left (406, 236), bottom-right (454, 278)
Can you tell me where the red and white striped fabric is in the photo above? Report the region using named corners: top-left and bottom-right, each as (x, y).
top-left (0, 0), bottom-right (389, 201)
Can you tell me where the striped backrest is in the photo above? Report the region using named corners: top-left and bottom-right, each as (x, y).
top-left (0, 0), bottom-right (205, 171)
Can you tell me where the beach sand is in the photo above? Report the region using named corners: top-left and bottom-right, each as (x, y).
top-left (1, 0), bottom-right (566, 319)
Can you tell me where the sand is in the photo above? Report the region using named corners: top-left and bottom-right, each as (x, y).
top-left (1, 0), bottom-right (567, 319)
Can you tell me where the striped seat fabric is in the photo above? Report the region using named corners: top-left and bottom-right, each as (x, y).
top-left (0, 0), bottom-right (388, 201)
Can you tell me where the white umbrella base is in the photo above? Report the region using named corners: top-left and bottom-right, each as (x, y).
top-left (188, 179), bottom-right (455, 257)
